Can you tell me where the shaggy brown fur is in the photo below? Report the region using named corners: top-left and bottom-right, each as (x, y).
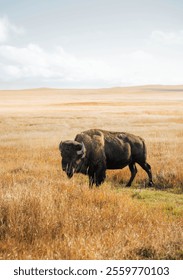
top-left (59, 129), bottom-right (153, 187)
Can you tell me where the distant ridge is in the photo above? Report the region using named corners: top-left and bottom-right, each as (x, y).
top-left (0, 84), bottom-right (183, 92)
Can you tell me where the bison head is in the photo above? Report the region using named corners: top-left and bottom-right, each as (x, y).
top-left (59, 140), bottom-right (86, 178)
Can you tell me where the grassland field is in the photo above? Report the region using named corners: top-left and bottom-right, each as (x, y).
top-left (0, 85), bottom-right (183, 259)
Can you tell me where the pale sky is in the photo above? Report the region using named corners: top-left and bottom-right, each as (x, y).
top-left (0, 0), bottom-right (183, 89)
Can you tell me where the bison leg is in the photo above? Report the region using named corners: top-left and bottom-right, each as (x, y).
top-left (138, 162), bottom-right (153, 186)
top-left (88, 166), bottom-right (96, 188)
top-left (95, 168), bottom-right (106, 187)
top-left (88, 170), bottom-right (106, 188)
top-left (126, 163), bottom-right (137, 187)
top-left (89, 176), bottom-right (94, 188)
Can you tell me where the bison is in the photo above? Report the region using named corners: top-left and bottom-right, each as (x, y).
top-left (59, 129), bottom-right (153, 187)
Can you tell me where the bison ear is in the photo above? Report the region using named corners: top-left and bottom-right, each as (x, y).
top-left (59, 141), bottom-right (62, 151)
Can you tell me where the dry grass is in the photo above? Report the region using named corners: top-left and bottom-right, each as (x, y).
top-left (0, 85), bottom-right (183, 259)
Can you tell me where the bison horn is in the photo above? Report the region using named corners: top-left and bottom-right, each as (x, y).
top-left (77, 142), bottom-right (86, 158)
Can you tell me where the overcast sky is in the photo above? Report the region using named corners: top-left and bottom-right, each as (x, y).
top-left (0, 0), bottom-right (183, 89)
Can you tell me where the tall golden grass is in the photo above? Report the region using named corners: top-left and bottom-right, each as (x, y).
top-left (0, 86), bottom-right (183, 259)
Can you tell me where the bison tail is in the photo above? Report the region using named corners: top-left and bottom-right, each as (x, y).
top-left (142, 139), bottom-right (147, 162)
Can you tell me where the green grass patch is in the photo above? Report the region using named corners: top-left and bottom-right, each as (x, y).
top-left (119, 188), bottom-right (183, 217)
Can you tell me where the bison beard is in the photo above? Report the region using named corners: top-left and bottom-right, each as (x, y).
top-left (59, 129), bottom-right (153, 188)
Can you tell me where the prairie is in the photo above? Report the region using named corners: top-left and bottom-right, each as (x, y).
top-left (0, 85), bottom-right (183, 259)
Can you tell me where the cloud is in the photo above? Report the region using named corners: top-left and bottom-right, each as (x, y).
top-left (150, 30), bottom-right (183, 45)
top-left (0, 43), bottom-right (115, 87)
top-left (1, 41), bottom-right (183, 88)
top-left (1, 16), bottom-right (183, 88)
top-left (0, 16), bottom-right (24, 43)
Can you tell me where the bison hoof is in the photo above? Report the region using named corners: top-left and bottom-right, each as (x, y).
top-left (148, 181), bottom-right (154, 187)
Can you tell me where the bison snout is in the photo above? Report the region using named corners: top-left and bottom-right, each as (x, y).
top-left (65, 163), bottom-right (75, 179)
top-left (66, 171), bottom-right (74, 178)
top-left (66, 167), bottom-right (75, 178)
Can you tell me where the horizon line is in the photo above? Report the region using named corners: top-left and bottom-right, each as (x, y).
top-left (1, 84), bottom-right (183, 91)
